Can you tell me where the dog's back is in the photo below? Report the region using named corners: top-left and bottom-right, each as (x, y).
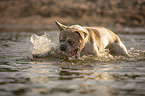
top-left (83, 27), bottom-right (129, 57)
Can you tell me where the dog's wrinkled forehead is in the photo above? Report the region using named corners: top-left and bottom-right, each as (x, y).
top-left (60, 28), bottom-right (73, 34)
top-left (60, 27), bottom-right (79, 34)
top-left (60, 28), bottom-right (80, 38)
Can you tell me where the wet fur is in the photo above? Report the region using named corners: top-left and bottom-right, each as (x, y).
top-left (83, 27), bottom-right (129, 57)
top-left (55, 21), bottom-right (130, 57)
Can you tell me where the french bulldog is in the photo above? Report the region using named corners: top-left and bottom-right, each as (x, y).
top-left (55, 20), bottom-right (130, 58)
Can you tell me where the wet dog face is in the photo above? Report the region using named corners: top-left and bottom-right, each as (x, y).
top-left (55, 21), bottom-right (87, 57)
top-left (59, 29), bottom-right (82, 57)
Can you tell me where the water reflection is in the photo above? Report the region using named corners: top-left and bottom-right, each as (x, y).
top-left (28, 61), bottom-right (116, 95)
top-left (27, 61), bottom-right (119, 95)
top-left (25, 57), bottom-right (145, 96)
top-left (0, 31), bottom-right (145, 96)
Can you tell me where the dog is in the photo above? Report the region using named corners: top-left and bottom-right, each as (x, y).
top-left (55, 20), bottom-right (130, 58)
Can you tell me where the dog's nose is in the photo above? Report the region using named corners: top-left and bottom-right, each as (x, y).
top-left (60, 45), bottom-right (66, 51)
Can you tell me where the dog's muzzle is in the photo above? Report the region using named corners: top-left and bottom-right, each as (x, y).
top-left (60, 44), bottom-right (67, 52)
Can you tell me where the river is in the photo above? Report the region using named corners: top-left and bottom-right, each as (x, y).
top-left (0, 28), bottom-right (145, 96)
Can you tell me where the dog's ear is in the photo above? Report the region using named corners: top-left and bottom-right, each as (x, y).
top-left (55, 20), bottom-right (67, 31)
top-left (75, 31), bottom-right (87, 39)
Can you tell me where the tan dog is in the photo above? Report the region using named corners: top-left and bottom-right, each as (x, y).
top-left (55, 21), bottom-right (129, 58)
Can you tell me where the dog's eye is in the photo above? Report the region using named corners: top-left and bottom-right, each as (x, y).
top-left (68, 40), bottom-right (74, 46)
top-left (59, 40), bottom-right (63, 42)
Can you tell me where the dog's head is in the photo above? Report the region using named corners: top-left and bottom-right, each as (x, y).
top-left (55, 20), bottom-right (88, 57)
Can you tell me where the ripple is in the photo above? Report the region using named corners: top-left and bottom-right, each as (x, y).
top-left (0, 31), bottom-right (145, 96)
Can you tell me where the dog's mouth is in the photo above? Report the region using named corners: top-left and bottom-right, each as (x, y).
top-left (64, 48), bottom-right (79, 57)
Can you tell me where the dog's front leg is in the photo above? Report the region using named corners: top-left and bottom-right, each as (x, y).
top-left (92, 42), bottom-right (100, 57)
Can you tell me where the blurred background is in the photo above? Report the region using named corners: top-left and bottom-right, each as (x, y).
top-left (0, 1), bottom-right (145, 96)
top-left (0, 0), bottom-right (145, 30)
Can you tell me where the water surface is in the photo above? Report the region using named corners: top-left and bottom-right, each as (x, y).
top-left (0, 29), bottom-right (145, 96)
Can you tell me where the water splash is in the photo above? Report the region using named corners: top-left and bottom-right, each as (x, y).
top-left (30, 33), bottom-right (59, 57)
